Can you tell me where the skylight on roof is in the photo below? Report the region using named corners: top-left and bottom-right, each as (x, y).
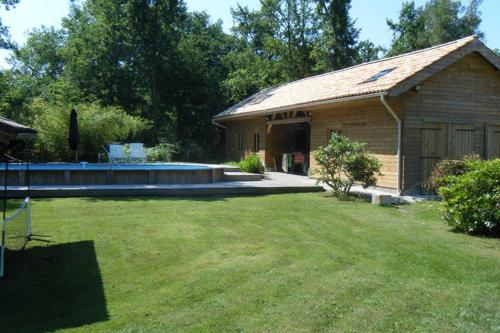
top-left (360, 67), bottom-right (397, 84)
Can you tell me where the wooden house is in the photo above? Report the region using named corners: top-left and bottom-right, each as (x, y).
top-left (213, 36), bottom-right (500, 194)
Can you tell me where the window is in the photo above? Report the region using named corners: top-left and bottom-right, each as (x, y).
top-left (237, 133), bottom-right (243, 152)
top-left (360, 67), bottom-right (396, 84)
top-left (252, 132), bottom-right (260, 152)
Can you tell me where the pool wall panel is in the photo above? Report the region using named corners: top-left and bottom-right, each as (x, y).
top-left (0, 165), bottom-right (224, 186)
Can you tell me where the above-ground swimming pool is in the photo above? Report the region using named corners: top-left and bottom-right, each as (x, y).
top-left (1, 163), bottom-right (225, 186)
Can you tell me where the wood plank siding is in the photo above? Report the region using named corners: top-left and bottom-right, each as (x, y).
top-left (400, 52), bottom-right (500, 190)
top-left (308, 98), bottom-right (403, 189)
top-left (225, 118), bottom-right (266, 162)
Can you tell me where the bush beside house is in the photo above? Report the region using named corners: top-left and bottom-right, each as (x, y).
top-left (239, 155), bottom-right (265, 174)
top-left (437, 159), bottom-right (500, 236)
top-left (311, 133), bottom-right (381, 198)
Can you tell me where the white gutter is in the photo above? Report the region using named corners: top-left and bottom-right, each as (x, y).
top-left (380, 95), bottom-right (402, 195)
top-left (212, 119), bottom-right (227, 129)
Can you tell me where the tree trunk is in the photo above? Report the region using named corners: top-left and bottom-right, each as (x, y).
top-left (151, 70), bottom-right (159, 144)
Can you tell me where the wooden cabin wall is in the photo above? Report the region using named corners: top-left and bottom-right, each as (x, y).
top-left (400, 52), bottom-right (500, 192)
top-left (309, 98), bottom-right (404, 190)
top-left (224, 118), bottom-right (266, 163)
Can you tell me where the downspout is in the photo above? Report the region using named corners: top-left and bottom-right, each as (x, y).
top-left (212, 119), bottom-right (227, 129)
top-left (380, 95), bottom-right (402, 195)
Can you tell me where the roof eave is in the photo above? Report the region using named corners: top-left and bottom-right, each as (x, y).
top-left (213, 91), bottom-right (388, 121)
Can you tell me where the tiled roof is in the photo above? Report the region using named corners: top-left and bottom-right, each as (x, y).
top-left (215, 36), bottom-right (499, 120)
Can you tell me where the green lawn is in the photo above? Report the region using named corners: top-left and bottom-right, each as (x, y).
top-left (0, 194), bottom-right (499, 332)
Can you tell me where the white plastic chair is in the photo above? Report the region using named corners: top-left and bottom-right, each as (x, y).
top-left (109, 144), bottom-right (127, 163)
top-left (129, 143), bottom-right (147, 163)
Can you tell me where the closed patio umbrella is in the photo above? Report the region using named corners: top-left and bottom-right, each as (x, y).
top-left (68, 108), bottom-right (79, 163)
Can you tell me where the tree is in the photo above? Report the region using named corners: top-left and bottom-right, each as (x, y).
top-left (229, 0), bottom-right (317, 81)
top-left (386, 1), bottom-right (426, 56)
top-left (0, 0), bottom-right (20, 49)
top-left (387, 0), bottom-right (483, 56)
top-left (10, 26), bottom-right (65, 80)
top-left (126, 0), bottom-right (187, 143)
top-left (0, 26), bottom-right (67, 123)
top-left (355, 40), bottom-right (385, 63)
top-left (313, 0), bottom-right (360, 71)
top-left (173, 11), bottom-right (235, 159)
top-left (62, 0), bottom-right (142, 113)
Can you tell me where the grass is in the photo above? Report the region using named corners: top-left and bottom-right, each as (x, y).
top-left (0, 193), bottom-right (499, 332)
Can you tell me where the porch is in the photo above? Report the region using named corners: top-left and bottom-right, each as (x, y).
top-left (264, 111), bottom-right (311, 174)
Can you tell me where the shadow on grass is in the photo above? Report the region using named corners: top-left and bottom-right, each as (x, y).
top-left (30, 193), bottom-right (300, 204)
top-left (0, 241), bottom-right (108, 333)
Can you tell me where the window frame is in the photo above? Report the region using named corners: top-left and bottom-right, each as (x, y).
top-left (252, 132), bottom-right (260, 152)
top-left (237, 132), bottom-right (243, 152)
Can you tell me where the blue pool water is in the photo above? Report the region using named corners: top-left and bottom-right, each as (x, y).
top-left (2, 163), bottom-right (211, 171)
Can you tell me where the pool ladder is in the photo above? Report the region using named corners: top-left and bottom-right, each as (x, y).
top-left (99, 145), bottom-right (122, 169)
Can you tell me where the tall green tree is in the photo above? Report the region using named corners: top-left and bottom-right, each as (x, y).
top-left (225, 0), bottom-right (317, 102)
top-left (173, 12), bottom-right (234, 159)
top-left (62, 0), bottom-right (141, 112)
top-left (0, 0), bottom-right (19, 49)
top-left (313, 0), bottom-right (360, 71)
top-left (126, 0), bottom-right (187, 143)
top-left (387, 0), bottom-right (483, 56)
top-left (0, 26), bottom-right (66, 122)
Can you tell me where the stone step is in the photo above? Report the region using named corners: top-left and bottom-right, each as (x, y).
top-left (223, 171), bottom-right (262, 182)
top-left (221, 165), bottom-right (241, 172)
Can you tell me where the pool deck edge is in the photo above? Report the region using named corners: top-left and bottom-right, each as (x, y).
top-left (4, 173), bottom-right (323, 198)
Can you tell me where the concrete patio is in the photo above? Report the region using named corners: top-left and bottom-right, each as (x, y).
top-left (5, 171), bottom-right (426, 202)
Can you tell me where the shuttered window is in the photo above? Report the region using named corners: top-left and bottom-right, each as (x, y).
top-left (449, 123), bottom-right (475, 158)
top-left (421, 121), bottom-right (476, 182)
top-left (421, 122), bottom-right (448, 182)
top-left (237, 133), bottom-right (243, 152)
top-left (486, 124), bottom-right (500, 159)
top-left (252, 132), bottom-right (260, 152)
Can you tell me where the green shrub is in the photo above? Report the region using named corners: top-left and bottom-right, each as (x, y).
top-left (31, 98), bottom-right (149, 162)
top-left (311, 133), bottom-right (381, 197)
top-left (239, 155), bottom-right (265, 174)
top-left (430, 154), bottom-right (480, 189)
top-left (145, 143), bottom-right (177, 162)
top-left (438, 159), bottom-right (500, 235)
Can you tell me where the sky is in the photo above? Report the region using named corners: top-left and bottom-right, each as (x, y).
top-left (0, 0), bottom-right (498, 69)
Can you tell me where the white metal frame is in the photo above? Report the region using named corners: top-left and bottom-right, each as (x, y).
top-left (0, 197), bottom-right (31, 278)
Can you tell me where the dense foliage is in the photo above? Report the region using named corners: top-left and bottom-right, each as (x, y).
top-left (438, 159), bottom-right (500, 235)
top-left (238, 155), bottom-right (265, 174)
top-left (0, 0), bottom-right (486, 162)
top-left (430, 154), bottom-right (480, 189)
top-left (145, 143), bottom-right (177, 162)
top-left (31, 98), bottom-right (147, 162)
top-left (311, 133), bottom-right (381, 197)
top-left (387, 0), bottom-right (482, 56)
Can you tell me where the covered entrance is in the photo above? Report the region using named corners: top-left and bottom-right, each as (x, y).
top-left (264, 111), bottom-right (310, 174)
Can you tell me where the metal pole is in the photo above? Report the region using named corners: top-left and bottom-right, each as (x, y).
top-left (3, 158), bottom-right (8, 221)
